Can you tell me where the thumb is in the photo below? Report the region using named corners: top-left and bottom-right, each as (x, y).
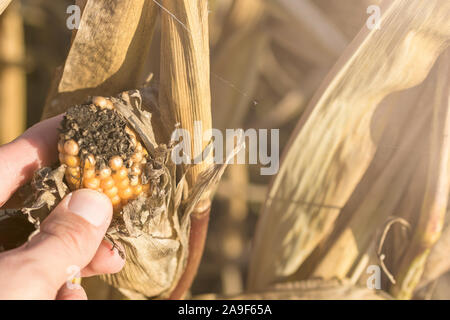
top-left (20, 189), bottom-right (113, 292)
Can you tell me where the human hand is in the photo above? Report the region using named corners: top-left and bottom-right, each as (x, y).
top-left (0, 116), bottom-right (125, 300)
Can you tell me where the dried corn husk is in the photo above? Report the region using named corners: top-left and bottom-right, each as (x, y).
top-left (43, 0), bottom-right (158, 118)
top-left (159, 0), bottom-right (212, 187)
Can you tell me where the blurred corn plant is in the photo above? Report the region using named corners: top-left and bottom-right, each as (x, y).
top-left (0, 1), bottom-right (25, 144)
top-left (246, 0), bottom-right (450, 300)
top-left (0, 0), bottom-right (449, 300)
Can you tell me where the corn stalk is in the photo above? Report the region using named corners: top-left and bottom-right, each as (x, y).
top-left (0, 1), bottom-right (25, 144)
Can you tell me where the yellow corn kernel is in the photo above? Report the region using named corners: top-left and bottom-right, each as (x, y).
top-left (104, 186), bottom-right (119, 198)
top-left (130, 176), bottom-right (139, 187)
top-left (92, 96), bottom-right (107, 108)
top-left (118, 187), bottom-right (133, 200)
top-left (113, 167), bottom-right (128, 181)
top-left (109, 156), bottom-right (123, 171)
top-left (117, 178), bottom-right (130, 190)
top-left (84, 155), bottom-right (96, 169)
top-left (67, 167), bottom-right (81, 178)
top-left (65, 155), bottom-right (80, 168)
top-left (130, 164), bottom-right (142, 176)
top-left (65, 174), bottom-right (81, 187)
top-left (133, 185), bottom-right (143, 197)
top-left (131, 152), bottom-right (143, 163)
top-left (83, 168), bottom-right (96, 180)
top-left (100, 176), bottom-right (115, 190)
top-left (110, 195), bottom-right (121, 206)
top-left (84, 177), bottom-right (100, 190)
top-left (99, 167), bottom-right (112, 179)
top-left (64, 140), bottom-right (79, 156)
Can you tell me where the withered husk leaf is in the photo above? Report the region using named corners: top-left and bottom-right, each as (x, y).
top-left (0, 165), bottom-right (68, 251)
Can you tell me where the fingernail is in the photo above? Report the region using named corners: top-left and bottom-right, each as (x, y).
top-left (67, 189), bottom-right (112, 227)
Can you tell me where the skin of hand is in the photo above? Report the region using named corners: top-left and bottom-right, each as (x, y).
top-left (0, 115), bottom-right (125, 300)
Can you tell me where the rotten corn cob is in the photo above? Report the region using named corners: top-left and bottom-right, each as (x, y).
top-left (58, 96), bottom-right (150, 212)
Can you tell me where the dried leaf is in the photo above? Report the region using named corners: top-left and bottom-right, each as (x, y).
top-left (418, 208), bottom-right (450, 289)
top-left (248, 0), bottom-right (450, 291)
top-left (389, 50), bottom-right (450, 299)
top-left (303, 52), bottom-right (449, 283)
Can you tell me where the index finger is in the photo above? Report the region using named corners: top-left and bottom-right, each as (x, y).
top-left (0, 115), bottom-right (63, 206)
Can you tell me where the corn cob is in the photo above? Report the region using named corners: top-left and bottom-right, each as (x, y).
top-left (58, 96), bottom-right (150, 212)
